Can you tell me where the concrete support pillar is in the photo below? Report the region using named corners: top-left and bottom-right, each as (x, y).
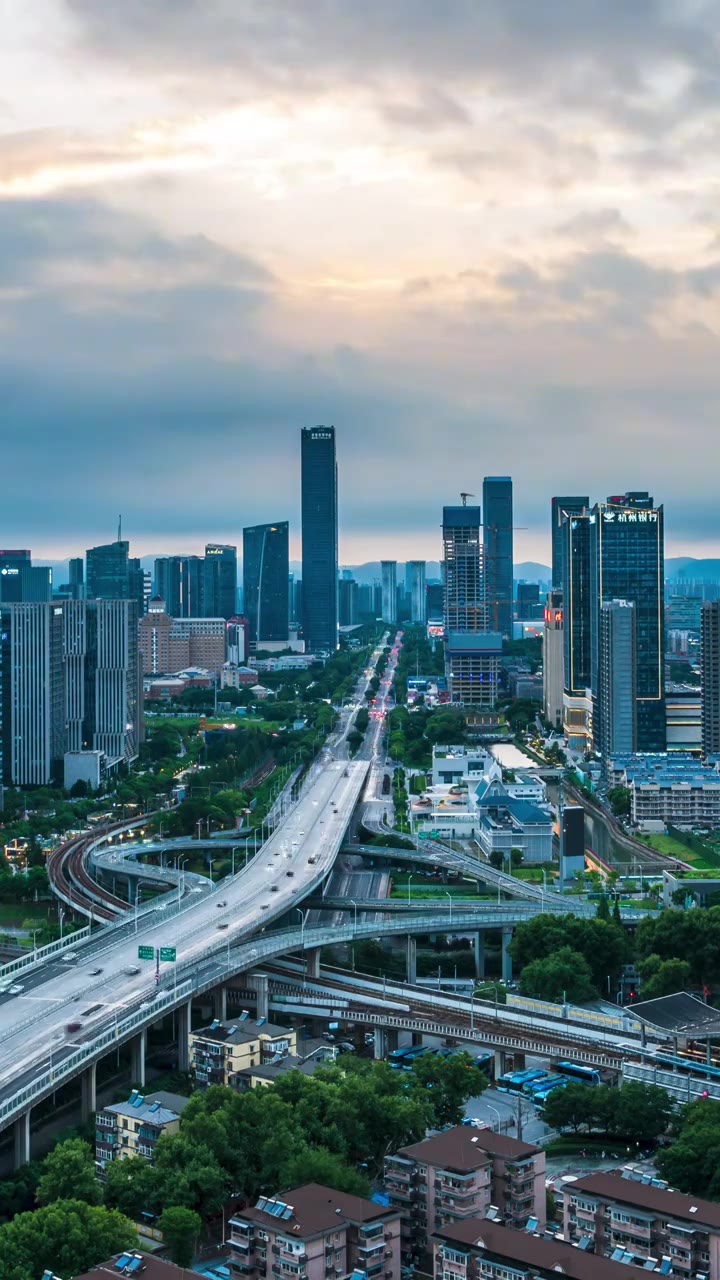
top-left (474, 933), bottom-right (485, 980)
top-left (494, 1049), bottom-right (508, 1079)
top-left (249, 972), bottom-right (269, 1020)
top-left (81, 1062), bottom-right (97, 1122)
top-left (501, 928), bottom-right (513, 985)
top-left (14, 1110), bottom-right (30, 1169)
top-left (213, 986), bottom-right (227, 1022)
top-left (130, 1028), bottom-right (146, 1087)
top-left (306, 948), bottom-right (321, 980)
top-left (406, 936), bottom-right (417, 986)
top-left (387, 1028), bottom-right (398, 1053)
top-left (177, 998), bottom-right (192, 1073)
top-left (373, 1027), bottom-right (387, 1060)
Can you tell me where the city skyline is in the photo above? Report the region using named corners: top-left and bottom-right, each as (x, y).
top-left (3, 3), bottom-right (720, 562)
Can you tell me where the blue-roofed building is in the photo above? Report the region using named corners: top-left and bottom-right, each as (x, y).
top-left (609, 752), bottom-right (720, 829)
top-left (95, 1089), bottom-right (188, 1169)
top-left (411, 760), bottom-right (553, 862)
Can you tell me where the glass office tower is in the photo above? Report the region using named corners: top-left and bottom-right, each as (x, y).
top-left (551, 496), bottom-right (588, 589)
top-left (204, 544), bottom-right (238, 620)
top-left (483, 476), bottom-right (513, 638)
top-left (86, 540), bottom-right (130, 599)
top-left (590, 492), bottom-right (665, 752)
top-left (561, 512), bottom-right (593, 750)
top-left (301, 426), bottom-right (338, 652)
top-left (243, 522), bottom-right (290, 645)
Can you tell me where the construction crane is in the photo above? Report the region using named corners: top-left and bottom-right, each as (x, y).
top-left (460, 492), bottom-right (475, 506)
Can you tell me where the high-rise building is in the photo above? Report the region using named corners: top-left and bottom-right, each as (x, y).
top-left (1, 602), bottom-right (65, 785)
top-left (701, 601), bottom-right (720, 760)
top-left (243, 522), bottom-right (290, 646)
top-left (542, 590), bottom-right (564, 729)
top-left (426, 582), bottom-right (444, 621)
top-left (442, 506), bottom-right (486, 631)
top-left (338, 577), bottom-right (358, 627)
top-left (597, 599), bottom-right (637, 768)
top-left (86, 540), bottom-right (130, 600)
top-left (138, 602), bottom-right (226, 676)
top-left (551, 496), bottom-right (588, 590)
top-left (128, 557), bottom-right (146, 618)
top-left (561, 512), bottom-right (593, 750)
top-left (204, 544), bottom-right (237, 620)
top-left (301, 425), bottom-right (338, 652)
top-left (63, 599), bottom-right (141, 768)
top-left (381, 561), bottom-right (397, 624)
top-left (483, 476), bottom-right (513, 638)
top-left (590, 492), bottom-right (665, 753)
top-left (407, 561), bottom-right (426, 624)
top-left (155, 555), bottom-right (206, 619)
top-left (226, 615), bottom-right (250, 666)
top-left (69, 558), bottom-right (84, 600)
top-left (0, 551), bottom-right (51, 603)
top-left (516, 581), bottom-right (541, 620)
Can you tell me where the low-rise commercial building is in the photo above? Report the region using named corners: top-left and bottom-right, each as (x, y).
top-left (189, 1017), bottom-right (297, 1088)
top-left (415, 763), bottom-right (552, 861)
top-left (564, 1166), bottom-right (720, 1279)
top-left (228, 1184), bottom-right (402, 1280)
top-left (608, 753), bottom-right (720, 829)
top-left (432, 745), bottom-right (494, 786)
top-left (432, 1218), bottom-right (651, 1280)
top-left (385, 1125), bottom-right (545, 1263)
top-left (221, 663), bottom-right (260, 688)
top-left (95, 1089), bottom-right (188, 1169)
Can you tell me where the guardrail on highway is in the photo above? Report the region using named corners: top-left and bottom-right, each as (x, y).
top-left (0, 927), bottom-right (92, 982)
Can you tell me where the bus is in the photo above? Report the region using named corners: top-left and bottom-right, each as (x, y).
top-left (474, 1050), bottom-right (494, 1079)
top-left (388, 1045), bottom-right (424, 1070)
top-left (530, 1077), bottom-right (567, 1102)
top-left (533, 1080), bottom-right (568, 1110)
top-left (497, 1068), bottom-right (546, 1094)
top-left (555, 1061), bottom-right (601, 1086)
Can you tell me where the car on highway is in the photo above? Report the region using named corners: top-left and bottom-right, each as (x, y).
top-left (217, 922), bottom-right (229, 930)
top-left (270, 885), bottom-right (279, 893)
top-left (124, 966), bottom-right (141, 976)
top-left (286, 870), bottom-right (294, 877)
top-left (8, 985), bottom-right (24, 995)
top-left (217, 900), bottom-right (227, 907)
top-left (88, 968), bottom-right (103, 976)
top-left (66, 1021), bottom-right (82, 1034)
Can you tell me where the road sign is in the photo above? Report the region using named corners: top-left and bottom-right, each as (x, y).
top-left (159, 947), bottom-right (176, 963)
top-left (417, 832), bottom-right (429, 841)
top-left (138, 945), bottom-right (154, 960)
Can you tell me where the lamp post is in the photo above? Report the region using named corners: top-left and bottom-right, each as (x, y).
top-left (178, 858), bottom-right (188, 903)
top-left (349, 899), bottom-right (358, 930)
top-left (444, 890), bottom-right (453, 929)
top-left (407, 874), bottom-right (414, 905)
top-left (31, 929), bottom-right (39, 955)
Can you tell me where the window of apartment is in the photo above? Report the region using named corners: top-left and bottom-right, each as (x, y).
top-left (442, 1249), bottom-right (468, 1265)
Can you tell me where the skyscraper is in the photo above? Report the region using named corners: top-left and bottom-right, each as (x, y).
top-left (442, 504), bottom-right (500, 707)
top-left (86, 540), bottom-right (129, 599)
top-left (243, 522), bottom-right (290, 646)
top-left (204, 544), bottom-right (237, 620)
top-left (551, 496), bottom-right (588, 590)
top-left (589, 492), bottom-right (665, 752)
top-left (483, 476), bottom-right (513, 638)
top-left (301, 425), bottom-right (338, 652)
top-left (561, 512), bottom-right (593, 751)
top-left (381, 561), bottom-right (397, 624)
top-left (1, 602), bottom-right (65, 785)
top-left (597, 599), bottom-right (637, 768)
top-left (69, 558), bottom-right (84, 600)
top-left (701, 601), bottom-right (720, 761)
top-left (155, 555), bottom-right (206, 618)
top-left (542, 589), bottom-right (564, 730)
top-left (338, 576), bottom-right (357, 627)
top-left (407, 561), bottom-right (427, 624)
top-left (63, 599), bottom-right (141, 767)
top-left (0, 551), bottom-right (51, 603)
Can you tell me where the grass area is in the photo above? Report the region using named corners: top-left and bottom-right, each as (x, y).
top-left (638, 832), bottom-right (719, 870)
top-left (511, 867), bottom-right (552, 883)
top-left (389, 883), bottom-right (490, 900)
top-left (0, 903), bottom-right (55, 929)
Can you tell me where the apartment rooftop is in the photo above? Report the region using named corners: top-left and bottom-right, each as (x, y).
top-left (434, 1219), bottom-right (651, 1280)
top-left (100, 1089), bottom-right (189, 1124)
top-left (397, 1124), bottom-right (540, 1170)
top-left (612, 753), bottom-right (720, 788)
top-left (193, 1017), bottom-right (293, 1045)
top-left (236, 1183), bottom-right (397, 1238)
top-left (571, 1168), bottom-right (720, 1230)
top-left (75, 1255), bottom-right (190, 1280)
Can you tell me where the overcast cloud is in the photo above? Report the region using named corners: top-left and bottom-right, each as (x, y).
top-left (1, 1), bottom-right (719, 563)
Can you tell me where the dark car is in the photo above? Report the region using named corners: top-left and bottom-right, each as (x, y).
top-left (66, 1021), bottom-right (82, 1034)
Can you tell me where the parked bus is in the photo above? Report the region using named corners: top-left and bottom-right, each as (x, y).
top-left (530, 1077), bottom-right (567, 1102)
top-left (533, 1079), bottom-right (568, 1109)
top-left (388, 1045), bottom-right (425, 1069)
top-left (497, 1068), bottom-right (546, 1094)
top-left (555, 1061), bottom-right (601, 1086)
top-left (474, 1050), bottom-right (494, 1079)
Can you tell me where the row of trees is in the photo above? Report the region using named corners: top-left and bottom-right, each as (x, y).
top-left (656, 1097), bottom-right (720, 1197)
top-left (543, 1081), bottom-right (675, 1143)
top-left (512, 913), bottom-right (629, 1004)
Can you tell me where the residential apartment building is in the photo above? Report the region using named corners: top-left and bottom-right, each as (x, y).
top-left (228, 1184), bottom-right (402, 1280)
top-left (432, 1218), bottom-right (651, 1280)
top-left (95, 1089), bottom-right (187, 1169)
top-left (189, 1017), bottom-right (297, 1088)
top-left (702, 600), bottom-right (720, 760)
top-left (138, 599), bottom-right (226, 675)
top-left (381, 561), bottom-right (398, 624)
top-left (385, 1125), bottom-right (545, 1264)
top-left (608, 753), bottom-right (720, 828)
top-left (564, 1167), bottom-right (720, 1279)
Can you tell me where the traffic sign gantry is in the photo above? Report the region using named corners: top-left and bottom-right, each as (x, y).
top-left (159, 947), bottom-right (177, 963)
top-left (138, 945), bottom-right (154, 960)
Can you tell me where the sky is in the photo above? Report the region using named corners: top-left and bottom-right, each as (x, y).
top-left (2, 0), bottom-right (720, 566)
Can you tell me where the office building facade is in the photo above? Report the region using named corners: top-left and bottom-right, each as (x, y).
top-left (338, 576), bottom-right (357, 627)
top-left (561, 511), bottom-right (593, 750)
top-left (204, 544), bottom-right (237, 620)
top-left (301, 425), bottom-right (338, 652)
top-left (542, 590), bottom-right (564, 729)
top-left (483, 476), bottom-right (513, 638)
top-left (68, 557), bottom-right (84, 600)
top-left (407, 560), bottom-right (427, 624)
top-left (243, 522), bottom-right (290, 646)
top-left (1, 602), bottom-right (65, 785)
top-left (139, 604), bottom-right (226, 676)
top-left (443, 506), bottom-right (485, 631)
top-left (86, 540), bottom-right (130, 599)
top-left (590, 493), bottom-right (665, 753)
top-left (154, 555), bottom-right (206, 619)
top-left (63, 599), bottom-right (141, 768)
top-left (0, 550), bottom-right (51, 603)
top-left (381, 560), bottom-right (398, 624)
top-left (597, 599), bottom-right (637, 767)
top-left (702, 601), bottom-right (720, 761)
top-left (551, 495), bottom-right (588, 589)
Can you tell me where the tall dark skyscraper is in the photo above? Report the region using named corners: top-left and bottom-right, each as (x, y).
top-left (301, 425), bottom-right (338, 652)
top-left (0, 550), bottom-right (51, 603)
top-left (701, 601), bottom-right (720, 761)
top-left (243, 522), bottom-right (290, 645)
top-left (597, 599), bottom-right (637, 767)
top-left (590, 492), bottom-right (665, 753)
top-left (483, 476), bottom-right (513, 638)
top-left (1, 602), bottom-right (65, 785)
top-left (551, 496), bottom-right (588, 589)
top-left (69, 557), bottom-right (84, 600)
top-left (561, 511), bottom-right (592, 750)
top-left (155, 555), bottom-right (205, 618)
top-left (86, 540), bottom-right (129, 599)
top-left (204, 544), bottom-right (238, 620)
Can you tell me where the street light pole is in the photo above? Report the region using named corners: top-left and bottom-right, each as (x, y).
top-left (445, 890), bottom-right (453, 928)
top-left (408, 874), bottom-right (414, 905)
top-left (349, 899), bottom-right (358, 930)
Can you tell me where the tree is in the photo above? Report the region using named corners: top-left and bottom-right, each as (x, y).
top-left (608, 786), bottom-right (631, 817)
top-left (608, 1082), bottom-right (675, 1143)
top-left (638, 954), bottom-right (692, 1000)
top-left (542, 1082), bottom-right (598, 1133)
top-left (408, 1052), bottom-right (488, 1127)
top-left (36, 1139), bottom-right (101, 1207)
top-left (0, 1200), bottom-right (135, 1280)
top-left (280, 1147), bottom-right (371, 1197)
top-left (519, 946), bottom-right (595, 1004)
top-left (103, 1154), bottom-right (158, 1221)
top-left (158, 1206), bottom-right (201, 1268)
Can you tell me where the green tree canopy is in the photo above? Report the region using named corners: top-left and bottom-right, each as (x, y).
top-left (519, 946), bottom-right (595, 1004)
top-left (158, 1206), bottom-right (201, 1268)
top-left (35, 1139), bottom-right (101, 1207)
top-left (0, 1200), bottom-right (135, 1280)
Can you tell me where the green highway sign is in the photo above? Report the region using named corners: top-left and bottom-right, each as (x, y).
top-left (159, 947), bottom-right (177, 963)
top-left (138, 945), bottom-right (154, 960)
top-left (417, 832), bottom-right (429, 841)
